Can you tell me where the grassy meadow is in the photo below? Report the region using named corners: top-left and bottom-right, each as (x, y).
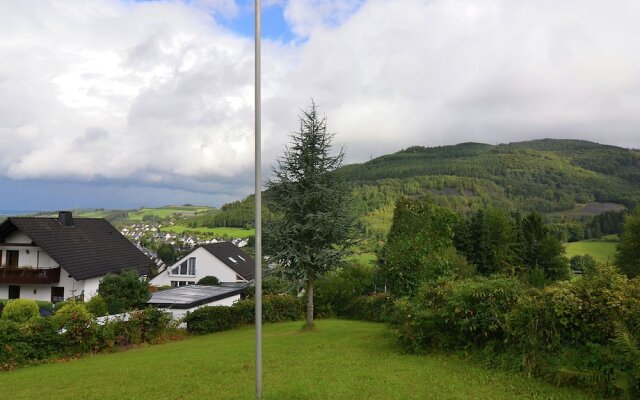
top-left (160, 225), bottom-right (255, 238)
top-left (128, 206), bottom-right (213, 221)
top-left (565, 239), bottom-right (618, 263)
top-left (0, 320), bottom-right (594, 400)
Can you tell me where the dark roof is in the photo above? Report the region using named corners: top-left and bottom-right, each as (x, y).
top-left (200, 242), bottom-right (255, 280)
top-left (147, 283), bottom-right (247, 309)
top-left (0, 216), bottom-right (153, 280)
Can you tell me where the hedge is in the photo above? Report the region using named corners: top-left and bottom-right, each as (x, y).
top-left (0, 307), bottom-right (171, 370)
top-left (184, 294), bottom-right (303, 334)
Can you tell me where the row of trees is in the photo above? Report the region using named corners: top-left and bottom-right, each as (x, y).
top-left (379, 199), bottom-right (571, 297)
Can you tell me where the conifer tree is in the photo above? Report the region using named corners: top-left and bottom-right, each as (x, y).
top-left (264, 102), bottom-right (354, 329)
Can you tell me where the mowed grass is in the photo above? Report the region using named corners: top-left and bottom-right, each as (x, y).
top-left (565, 239), bottom-right (618, 263)
top-left (161, 225), bottom-right (255, 238)
top-left (0, 320), bottom-right (594, 400)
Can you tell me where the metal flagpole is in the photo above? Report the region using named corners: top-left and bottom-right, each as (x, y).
top-left (254, 0), bottom-right (262, 399)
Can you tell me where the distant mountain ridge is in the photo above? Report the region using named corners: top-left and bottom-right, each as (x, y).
top-left (341, 138), bottom-right (640, 208)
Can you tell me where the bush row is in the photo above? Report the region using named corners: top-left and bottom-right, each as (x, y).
top-left (390, 265), bottom-right (640, 397)
top-left (0, 303), bottom-right (171, 370)
top-left (184, 294), bottom-right (303, 334)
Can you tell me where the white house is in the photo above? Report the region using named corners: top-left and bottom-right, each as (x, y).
top-left (147, 283), bottom-right (247, 319)
top-left (150, 242), bottom-right (255, 288)
top-left (0, 212), bottom-right (153, 303)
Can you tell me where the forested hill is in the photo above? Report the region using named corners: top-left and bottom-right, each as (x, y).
top-left (196, 139), bottom-right (640, 243)
top-left (341, 139), bottom-right (640, 212)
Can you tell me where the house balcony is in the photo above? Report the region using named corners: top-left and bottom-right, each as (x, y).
top-left (0, 266), bottom-right (61, 285)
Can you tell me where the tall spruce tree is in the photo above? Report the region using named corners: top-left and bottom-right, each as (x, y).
top-left (264, 102), bottom-right (354, 329)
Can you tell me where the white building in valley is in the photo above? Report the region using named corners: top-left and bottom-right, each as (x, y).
top-left (150, 242), bottom-right (255, 288)
top-left (0, 212), bottom-right (153, 302)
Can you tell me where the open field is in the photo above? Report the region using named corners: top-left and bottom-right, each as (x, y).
top-left (565, 239), bottom-right (618, 263)
top-left (128, 206), bottom-right (214, 221)
top-left (0, 320), bottom-right (594, 400)
top-left (161, 225), bottom-right (255, 238)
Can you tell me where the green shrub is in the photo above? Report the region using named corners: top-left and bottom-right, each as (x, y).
top-left (185, 295), bottom-right (303, 334)
top-left (197, 276), bottom-right (220, 285)
top-left (0, 317), bottom-right (60, 369)
top-left (51, 303), bottom-right (95, 352)
top-left (98, 271), bottom-right (151, 314)
top-left (392, 276), bottom-right (524, 351)
top-left (549, 263), bottom-right (628, 345)
top-left (1, 299), bottom-right (40, 323)
top-left (314, 262), bottom-right (379, 318)
top-left (131, 308), bottom-right (172, 343)
top-left (343, 292), bottom-right (394, 322)
top-left (53, 300), bottom-right (70, 313)
top-left (86, 295), bottom-right (108, 317)
top-left (185, 306), bottom-right (239, 334)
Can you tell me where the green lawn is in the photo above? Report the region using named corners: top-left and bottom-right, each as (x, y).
top-left (565, 239), bottom-right (618, 263)
top-left (161, 225), bottom-right (255, 238)
top-left (0, 320), bottom-right (594, 400)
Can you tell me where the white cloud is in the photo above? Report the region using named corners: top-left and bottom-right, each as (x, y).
top-left (1, 0), bottom-right (640, 207)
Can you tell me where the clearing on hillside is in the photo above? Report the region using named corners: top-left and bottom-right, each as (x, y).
top-left (565, 239), bottom-right (618, 263)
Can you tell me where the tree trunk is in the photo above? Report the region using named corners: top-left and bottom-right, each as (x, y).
top-left (305, 277), bottom-right (315, 329)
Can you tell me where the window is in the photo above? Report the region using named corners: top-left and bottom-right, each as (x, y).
top-left (51, 287), bottom-right (64, 303)
top-left (6, 250), bottom-right (19, 267)
top-left (228, 256), bottom-right (238, 264)
top-left (237, 255), bottom-right (246, 262)
top-left (171, 258), bottom-right (196, 275)
top-left (8, 285), bottom-right (20, 299)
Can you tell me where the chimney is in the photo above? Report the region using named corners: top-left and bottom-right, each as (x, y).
top-left (58, 211), bottom-right (74, 227)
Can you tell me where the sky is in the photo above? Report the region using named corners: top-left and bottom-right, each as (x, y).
top-left (1, 0), bottom-right (640, 211)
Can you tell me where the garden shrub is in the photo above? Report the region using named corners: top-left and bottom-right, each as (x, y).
top-left (185, 306), bottom-right (239, 334)
top-left (51, 302), bottom-right (95, 352)
top-left (86, 295), bottom-right (108, 317)
top-left (548, 263), bottom-right (628, 345)
top-left (130, 308), bottom-right (172, 343)
top-left (185, 294), bottom-right (303, 334)
top-left (197, 276), bottom-right (220, 285)
top-left (53, 300), bottom-right (70, 313)
top-left (313, 262), bottom-right (379, 318)
top-left (0, 317), bottom-right (60, 369)
top-left (343, 292), bottom-right (394, 322)
top-left (98, 271), bottom-right (151, 314)
top-left (1, 299), bottom-right (40, 323)
top-left (392, 276), bottom-right (524, 351)
top-left (93, 308), bottom-right (171, 350)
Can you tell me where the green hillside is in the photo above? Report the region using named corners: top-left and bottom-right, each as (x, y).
top-left (341, 139), bottom-right (640, 211)
top-left (336, 139), bottom-right (640, 242)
